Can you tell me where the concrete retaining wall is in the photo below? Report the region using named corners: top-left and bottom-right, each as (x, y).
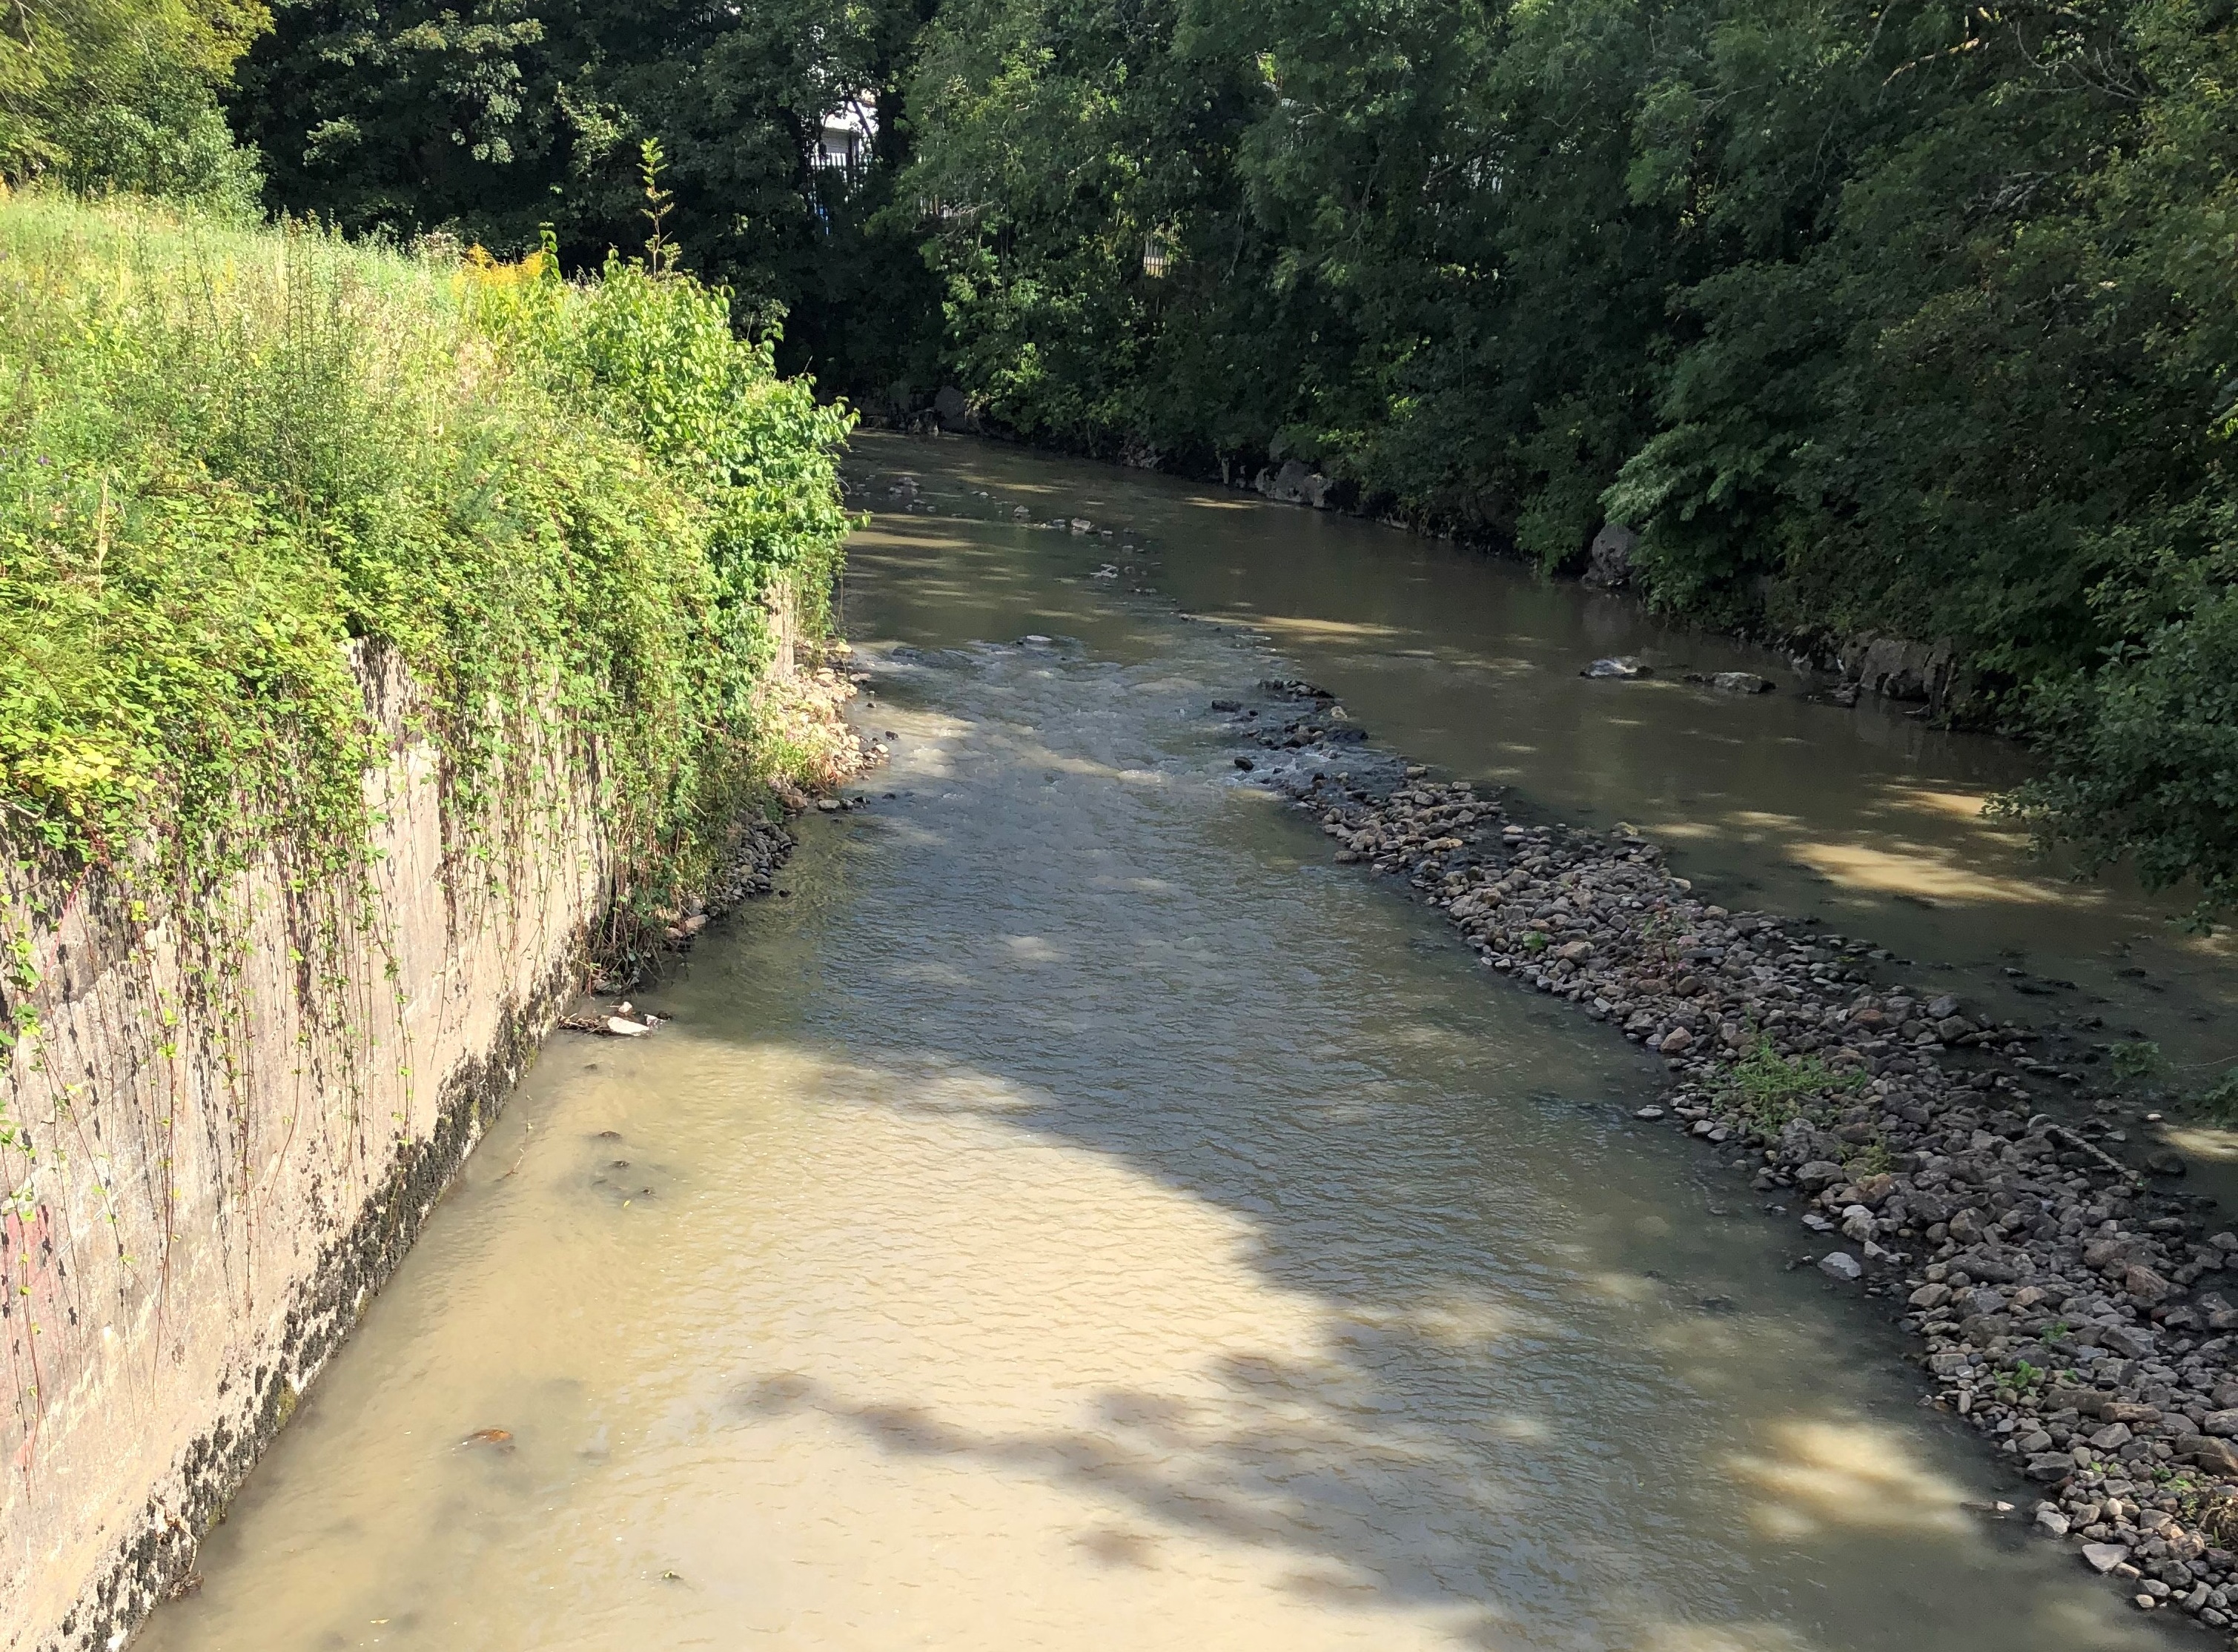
top-left (0, 646), bottom-right (614, 1651)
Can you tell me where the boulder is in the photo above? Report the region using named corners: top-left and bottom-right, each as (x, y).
top-left (2125, 1264), bottom-right (2175, 1304)
top-left (1257, 459), bottom-right (1333, 508)
top-left (933, 384), bottom-right (972, 430)
top-left (2100, 1323), bottom-right (2157, 1359)
top-left (2179, 1436), bottom-right (2238, 1477)
top-left (1908, 1191), bottom-right (1953, 1224)
top-left (1583, 523), bottom-right (1638, 588)
top-left (1841, 634), bottom-right (1957, 703)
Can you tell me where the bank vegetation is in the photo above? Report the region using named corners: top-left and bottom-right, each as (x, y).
top-left (0, 187), bottom-right (856, 1061)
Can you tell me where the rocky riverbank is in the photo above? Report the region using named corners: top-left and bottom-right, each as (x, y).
top-left (1228, 677), bottom-right (2238, 1633)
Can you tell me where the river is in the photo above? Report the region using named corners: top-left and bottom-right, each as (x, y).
top-left (134, 433), bottom-right (2214, 1651)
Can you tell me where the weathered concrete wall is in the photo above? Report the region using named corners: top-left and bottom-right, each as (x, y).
top-left (0, 647), bottom-right (613, 1652)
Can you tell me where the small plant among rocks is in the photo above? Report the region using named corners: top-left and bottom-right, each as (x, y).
top-left (2107, 1038), bottom-right (2238, 1124)
top-left (2110, 1040), bottom-right (2174, 1088)
top-left (2196, 1066), bottom-right (2238, 1125)
top-left (2184, 1486), bottom-right (2238, 1550)
top-left (1715, 1038), bottom-right (1866, 1133)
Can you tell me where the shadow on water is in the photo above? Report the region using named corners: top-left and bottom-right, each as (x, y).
top-left (135, 454), bottom-right (2207, 1652)
top-left (658, 635), bottom-right (2180, 1652)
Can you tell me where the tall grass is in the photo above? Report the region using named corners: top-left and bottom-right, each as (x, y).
top-left (0, 191), bottom-right (854, 949)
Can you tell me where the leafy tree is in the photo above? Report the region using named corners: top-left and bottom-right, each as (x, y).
top-left (1, 0), bottom-right (269, 210)
top-left (225, 0), bottom-right (941, 388)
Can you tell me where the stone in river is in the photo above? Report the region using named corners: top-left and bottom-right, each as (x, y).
top-left (2083, 1542), bottom-right (2131, 1573)
top-left (1707, 671), bottom-right (1775, 694)
top-left (1581, 656), bottom-right (1651, 679)
top-left (1818, 1252), bottom-right (1864, 1281)
top-left (2036, 1506), bottom-right (2071, 1536)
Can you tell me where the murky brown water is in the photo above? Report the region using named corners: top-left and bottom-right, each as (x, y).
top-left (845, 437), bottom-right (2234, 1064)
top-left (139, 434), bottom-right (2202, 1651)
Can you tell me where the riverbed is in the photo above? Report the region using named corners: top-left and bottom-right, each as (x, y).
top-left (134, 434), bottom-right (2208, 1651)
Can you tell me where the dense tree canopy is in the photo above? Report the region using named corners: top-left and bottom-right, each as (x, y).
top-left (901, 0), bottom-right (2238, 921)
top-left (12, 0), bottom-right (2238, 918)
top-left (221, 0), bottom-right (941, 382)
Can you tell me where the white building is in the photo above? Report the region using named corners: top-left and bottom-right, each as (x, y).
top-left (816, 93), bottom-right (877, 174)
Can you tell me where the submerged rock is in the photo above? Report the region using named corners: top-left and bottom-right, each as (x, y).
top-left (1581, 656), bottom-right (1651, 680)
